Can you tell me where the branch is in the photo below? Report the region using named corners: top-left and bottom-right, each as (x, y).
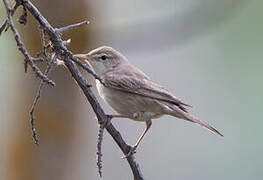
top-left (2, 0), bottom-right (145, 179)
top-left (0, 2), bottom-right (19, 35)
top-left (97, 124), bottom-right (105, 177)
top-left (2, 0), bottom-right (55, 86)
top-left (29, 53), bottom-right (56, 145)
top-left (55, 21), bottom-right (89, 34)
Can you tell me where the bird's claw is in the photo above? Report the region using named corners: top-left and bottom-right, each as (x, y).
top-left (121, 145), bottom-right (137, 159)
top-left (99, 115), bottom-right (112, 129)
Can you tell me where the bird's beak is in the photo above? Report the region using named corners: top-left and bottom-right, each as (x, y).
top-left (73, 54), bottom-right (89, 61)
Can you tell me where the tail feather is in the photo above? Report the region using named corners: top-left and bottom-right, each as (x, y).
top-left (165, 104), bottom-right (223, 136)
top-left (185, 115), bottom-right (223, 137)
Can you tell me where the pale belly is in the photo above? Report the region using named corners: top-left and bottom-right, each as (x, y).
top-left (96, 80), bottom-right (164, 121)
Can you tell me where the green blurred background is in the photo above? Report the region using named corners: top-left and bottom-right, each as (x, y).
top-left (0, 0), bottom-right (262, 179)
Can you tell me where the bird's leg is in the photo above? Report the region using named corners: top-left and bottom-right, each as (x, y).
top-left (134, 120), bottom-right (152, 148)
top-left (103, 114), bottom-right (130, 128)
top-left (123, 120), bottom-right (152, 158)
top-left (108, 114), bottom-right (131, 119)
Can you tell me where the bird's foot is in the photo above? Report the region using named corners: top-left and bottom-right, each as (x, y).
top-left (122, 145), bottom-right (137, 159)
top-left (99, 115), bottom-right (113, 129)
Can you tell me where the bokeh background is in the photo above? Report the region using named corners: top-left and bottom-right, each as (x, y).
top-left (0, 0), bottom-right (262, 179)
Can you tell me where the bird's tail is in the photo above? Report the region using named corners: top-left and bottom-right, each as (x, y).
top-left (166, 105), bottom-right (223, 136)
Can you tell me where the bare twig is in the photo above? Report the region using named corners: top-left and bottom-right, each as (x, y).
top-left (36, 43), bottom-right (51, 58)
top-left (25, 58), bottom-right (44, 72)
top-left (0, 2), bottom-right (19, 35)
top-left (29, 53), bottom-right (56, 145)
top-left (32, 58), bottom-right (44, 62)
top-left (2, 0), bottom-right (55, 86)
top-left (97, 124), bottom-right (105, 177)
top-left (55, 21), bottom-right (89, 34)
top-left (39, 27), bottom-right (48, 59)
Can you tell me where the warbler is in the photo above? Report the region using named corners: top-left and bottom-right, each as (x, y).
top-left (74, 46), bottom-right (223, 155)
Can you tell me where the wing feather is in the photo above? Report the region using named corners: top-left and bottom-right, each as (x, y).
top-left (102, 65), bottom-right (191, 112)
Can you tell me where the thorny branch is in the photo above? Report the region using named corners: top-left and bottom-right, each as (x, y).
top-left (1, 0), bottom-right (144, 179)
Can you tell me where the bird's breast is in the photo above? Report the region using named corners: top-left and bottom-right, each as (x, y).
top-left (96, 80), bottom-right (106, 99)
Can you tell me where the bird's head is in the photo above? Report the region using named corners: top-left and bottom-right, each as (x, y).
top-left (74, 46), bottom-right (127, 76)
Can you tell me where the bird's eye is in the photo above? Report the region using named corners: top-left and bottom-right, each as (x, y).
top-left (101, 55), bottom-right (107, 60)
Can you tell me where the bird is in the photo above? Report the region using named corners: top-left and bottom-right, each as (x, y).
top-left (74, 46), bottom-right (223, 156)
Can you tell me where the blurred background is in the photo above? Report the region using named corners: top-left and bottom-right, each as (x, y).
top-left (0, 0), bottom-right (262, 179)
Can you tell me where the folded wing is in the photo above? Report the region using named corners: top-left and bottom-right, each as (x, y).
top-left (102, 64), bottom-right (223, 136)
top-left (102, 65), bottom-right (191, 112)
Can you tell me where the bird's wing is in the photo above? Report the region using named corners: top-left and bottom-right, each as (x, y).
top-left (102, 66), bottom-right (223, 137)
top-left (102, 66), bottom-right (191, 112)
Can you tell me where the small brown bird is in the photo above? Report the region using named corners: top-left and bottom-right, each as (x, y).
top-left (74, 46), bottom-right (223, 155)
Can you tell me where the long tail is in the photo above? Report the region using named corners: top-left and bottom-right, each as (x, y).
top-left (165, 105), bottom-right (223, 136)
top-left (184, 113), bottom-right (223, 136)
